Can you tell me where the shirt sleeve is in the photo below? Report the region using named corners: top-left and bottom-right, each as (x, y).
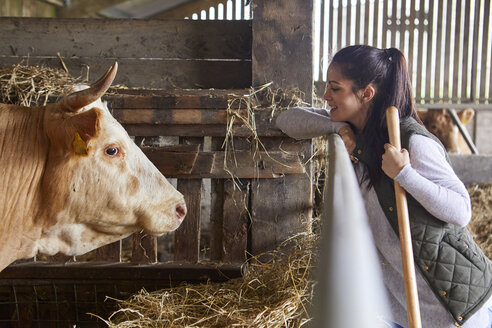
top-left (394, 134), bottom-right (471, 227)
top-left (275, 106), bottom-right (348, 139)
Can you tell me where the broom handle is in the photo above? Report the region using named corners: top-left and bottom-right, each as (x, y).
top-left (386, 106), bottom-right (422, 328)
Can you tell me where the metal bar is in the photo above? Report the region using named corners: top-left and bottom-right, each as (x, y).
top-left (447, 108), bottom-right (479, 154)
top-left (314, 133), bottom-right (390, 327)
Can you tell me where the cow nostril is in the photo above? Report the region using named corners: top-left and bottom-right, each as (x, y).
top-left (175, 203), bottom-right (187, 220)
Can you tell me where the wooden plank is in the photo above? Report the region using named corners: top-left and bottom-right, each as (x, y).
top-left (95, 241), bottom-right (121, 262)
top-left (346, 0), bottom-right (352, 45)
top-left (425, 0), bottom-right (434, 101)
top-left (0, 262), bottom-right (241, 282)
top-left (0, 56), bottom-right (252, 90)
top-left (328, 0), bottom-right (334, 55)
top-left (319, 0), bottom-right (325, 82)
top-left (337, 0), bottom-right (343, 50)
top-left (408, 0), bottom-right (418, 99)
top-left (121, 110), bottom-right (287, 137)
top-left (442, 0), bottom-right (452, 101)
top-left (355, 0), bottom-right (361, 44)
top-left (145, 148), bottom-right (304, 179)
top-left (462, 0), bottom-right (471, 100)
top-left (0, 18), bottom-right (251, 60)
top-left (209, 137), bottom-right (225, 261)
top-left (382, 0), bottom-right (388, 48)
top-left (113, 108), bottom-right (247, 125)
top-left (107, 89), bottom-right (247, 109)
top-left (222, 179), bottom-right (249, 263)
top-left (479, 0), bottom-right (490, 101)
top-left (374, 0), bottom-right (380, 47)
top-left (174, 137), bottom-right (203, 262)
top-left (470, 0), bottom-right (482, 101)
top-left (252, 1), bottom-right (313, 98)
top-left (174, 179), bottom-right (202, 262)
top-left (363, 0), bottom-right (370, 45)
top-left (434, 0), bottom-right (443, 100)
top-left (131, 232), bottom-right (157, 263)
top-left (250, 173), bottom-right (312, 255)
top-left (452, 0), bottom-right (463, 101)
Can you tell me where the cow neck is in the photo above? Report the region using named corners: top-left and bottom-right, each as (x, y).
top-left (0, 105), bottom-right (50, 265)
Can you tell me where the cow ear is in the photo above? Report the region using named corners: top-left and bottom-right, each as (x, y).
top-left (457, 108), bottom-right (475, 125)
top-left (48, 108), bottom-right (101, 155)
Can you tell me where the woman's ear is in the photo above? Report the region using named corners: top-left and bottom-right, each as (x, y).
top-left (361, 84), bottom-right (375, 104)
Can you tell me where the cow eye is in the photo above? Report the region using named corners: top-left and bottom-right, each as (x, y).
top-left (105, 147), bottom-right (119, 156)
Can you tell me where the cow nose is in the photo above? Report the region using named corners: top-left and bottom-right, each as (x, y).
top-left (175, 202), bottom-right (187, 222)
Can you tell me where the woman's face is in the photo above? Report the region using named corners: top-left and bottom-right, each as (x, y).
top-left (323, 64), bottom-right (369, 131)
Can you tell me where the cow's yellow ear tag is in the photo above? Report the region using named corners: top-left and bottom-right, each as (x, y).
top-left (73, 132), bottom-right (88, 155)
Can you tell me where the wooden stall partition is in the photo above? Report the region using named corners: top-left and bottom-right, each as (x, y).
top-left (250, 0), bottom-right (314, 256)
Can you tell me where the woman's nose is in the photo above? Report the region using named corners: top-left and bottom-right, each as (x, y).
top-left (323, 88), bottom-right (330, 101)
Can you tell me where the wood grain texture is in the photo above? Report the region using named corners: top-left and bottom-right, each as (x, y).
top-left (1, 18), bottom-right (251, 60)
top-left (0, 56), bottom-right (251, 89)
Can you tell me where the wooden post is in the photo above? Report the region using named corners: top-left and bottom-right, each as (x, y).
top-left (251, 0), bottom-right (314, 255)
top-left (386, 106), bottom-right (422, 328)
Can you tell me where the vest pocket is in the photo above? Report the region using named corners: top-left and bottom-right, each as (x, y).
top-left (441, 233), bottom-right (485, 272)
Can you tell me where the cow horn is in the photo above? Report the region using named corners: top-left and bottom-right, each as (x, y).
top-left (63, 62), bottom-right (118, 112)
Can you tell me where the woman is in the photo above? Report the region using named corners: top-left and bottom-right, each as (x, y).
top-left (276, 45), bottom-right (492, 328)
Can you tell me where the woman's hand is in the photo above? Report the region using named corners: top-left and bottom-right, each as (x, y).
top-left (382, 143), bottom-right (410, 179)
top-left (338, 125), bottom-right (356, 155)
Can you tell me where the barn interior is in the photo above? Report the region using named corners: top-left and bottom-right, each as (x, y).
top-left (0, 1), bottom-right (491, 327)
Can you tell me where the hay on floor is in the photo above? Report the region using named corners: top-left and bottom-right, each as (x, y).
top-left (467, 183), bottom-right (492, 260)
top-left (97, 228), bottom-right (318, 328)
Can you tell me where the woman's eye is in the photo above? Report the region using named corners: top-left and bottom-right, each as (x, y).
top-left (105, 147), bottom-right (119, 156)
top-left (331, 88), bottom-right (340, 92)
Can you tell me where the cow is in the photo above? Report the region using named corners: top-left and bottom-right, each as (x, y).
top-left (0, 62), bottom-right (186, 271)
top-left (417, 108), bottom-right (475, 154)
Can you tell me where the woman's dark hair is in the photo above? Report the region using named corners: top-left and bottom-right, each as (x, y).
top-left (331, 45), bottom-right (422, 187)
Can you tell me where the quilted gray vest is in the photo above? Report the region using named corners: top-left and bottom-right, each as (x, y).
top-left (353, 117), bottom-right (492, 326)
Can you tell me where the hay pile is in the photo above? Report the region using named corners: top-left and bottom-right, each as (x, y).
top-left (0, 62), bottom-right (78, 106)
top-left (467, 183), bottom-right (492, 259)
top-left (98, 229), bottom-right (317, 327)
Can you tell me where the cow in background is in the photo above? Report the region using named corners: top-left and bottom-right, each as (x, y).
top-left (417, 108), bottom-right (475, 154)
top-left (0, 63), bottom-right (186, 271)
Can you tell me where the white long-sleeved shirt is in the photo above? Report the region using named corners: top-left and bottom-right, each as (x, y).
top-left (275, 107), bottom-right (492, 328)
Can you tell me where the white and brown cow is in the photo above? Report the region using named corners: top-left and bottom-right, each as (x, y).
top-left (0, 63), bottom-right (186, 270)
top-left (417, 108), bottom-right (475, 154)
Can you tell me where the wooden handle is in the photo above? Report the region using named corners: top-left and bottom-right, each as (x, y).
top-left (386, 106), bottom-right (422, 328)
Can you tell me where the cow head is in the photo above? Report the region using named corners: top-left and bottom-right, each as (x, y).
top-left (37, 63), bottom-right (186, 256)
top-left (417, 108), bottom-right (475, 154)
